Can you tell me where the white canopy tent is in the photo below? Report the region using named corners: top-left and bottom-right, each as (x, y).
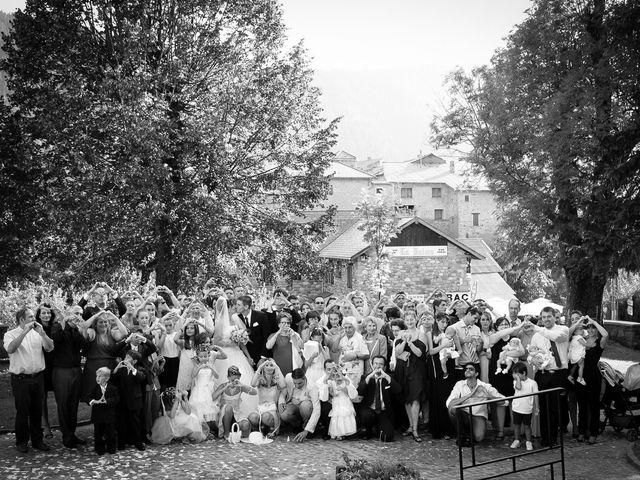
top-left (519, 297), bottom-right (564, 317)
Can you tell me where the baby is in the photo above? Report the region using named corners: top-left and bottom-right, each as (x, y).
top-left (568, 324), bottom-right (587, 385)
top-left (437, 326), bottom-right (460, 379)
top-left (527, 344), bottom-right (551, 373)
top-left (496, 337), bottom-right (523, 374)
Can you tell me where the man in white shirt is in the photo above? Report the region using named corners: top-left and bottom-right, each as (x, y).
top-left (4, 307), bottom-right (54, 453)
top-left (508, 299), bottom-right (522, 327)
top-left (446, 364), bottom-right (508, 443)
top-left (279, 368), bottom-right (321, 442)
top-left (528, 306), bottom-right (569, 446)
top-left (452, 306), bottom-right (482, 380)
top-left (336, 317), bottom-right (369, 402)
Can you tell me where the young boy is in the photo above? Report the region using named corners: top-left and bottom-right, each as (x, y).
top-left (113, 350), bottom-right (147, 450)
top-left (89, 367), bottom-right (119, 455)
top-left (511, 361), bottom-right (539, 451)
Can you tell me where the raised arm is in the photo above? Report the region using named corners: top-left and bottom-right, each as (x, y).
top-left (487, 325), bottom-right (523, 346)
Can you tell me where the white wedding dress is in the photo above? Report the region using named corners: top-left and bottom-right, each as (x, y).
top-left (212, 297), bottom-right (257, 420)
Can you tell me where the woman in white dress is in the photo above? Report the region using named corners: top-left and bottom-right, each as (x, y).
top-left (211, 295), bottom-right (258, 420)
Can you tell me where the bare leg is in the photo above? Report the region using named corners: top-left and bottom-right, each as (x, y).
top-left (238, 419), bottom-right (251, 437)
top-left (221, 408), bottom-right (233, 437)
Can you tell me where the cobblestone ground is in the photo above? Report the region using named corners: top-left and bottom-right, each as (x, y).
top-left (0, 425), bottom-right (638, 480)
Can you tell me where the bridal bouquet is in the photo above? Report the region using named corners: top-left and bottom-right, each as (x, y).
top-left (230, 328), bottom-right (249, 345)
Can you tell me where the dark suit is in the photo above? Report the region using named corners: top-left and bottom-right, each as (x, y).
top-left (113, 366), bottom-right (146, 447)
top-left (358, 374), bottom-right (401, 441)
top-left (89, 383), bottom-right (119, 453)
top-left (78, 295), bottom-right (126, 321)
top-left (239, 309), bottom-right (275, 365)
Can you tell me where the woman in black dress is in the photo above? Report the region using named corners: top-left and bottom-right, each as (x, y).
top-left (487, 317), bottom-right (524, 440)
top-left (575, 317), bottom-right (608, 444)
top-left (36, 303), bottom-right (56, 439)
top-left (393, 314), bottom-right (427, 442)
top-left (426, 313), bottom-right (456, 439)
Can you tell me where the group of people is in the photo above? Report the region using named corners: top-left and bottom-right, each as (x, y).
top-left (4, 282), bottom-right (609, 456)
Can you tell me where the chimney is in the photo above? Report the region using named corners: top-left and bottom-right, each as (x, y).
top-left (449, 160), bottom-right (455, 173)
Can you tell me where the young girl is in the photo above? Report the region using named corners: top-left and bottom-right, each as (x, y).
top-left (169, 388), bottom-right (206, 442)
top-left (189, 345), bottom-right (219, 434)
top-left (304, 328), bottom-right (329, 386)
top-left (568, 322), bottom-right (587, 385)
top-left (435, 326), bottom-right (459, 379)
top-left (326, 367), bottom-right (358, 440)
top-left (511, 362), bottom-right (538, 451)
top-left (175, 321), bottom-right (198, 391)
top-left (157, 314), bottom-right (181, 388)
top-left (212, 365), bottom-right (257, 439)
top-left (249, 358), bottom-right (286, 437)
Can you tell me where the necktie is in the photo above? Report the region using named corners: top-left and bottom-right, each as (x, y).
top-left (374, 378), bottom-right (382, 414)
top-left (549, 339), bottom-right (562, 369)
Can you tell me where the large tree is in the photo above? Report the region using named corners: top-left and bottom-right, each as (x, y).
top-left (431, 0), bottom-right (640, 317)
top-left (0, 0), bottom-right (337, 290)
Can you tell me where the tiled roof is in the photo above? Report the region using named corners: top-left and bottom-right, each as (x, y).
top-left (328, 161), bottom-right (373, 179)
top-left (458, 238), bottom-right (503, 274)
top-left (334, 150), bottom-right (356, 159)
top-left (319, 216), bottom-right (485, 261)
top-left (381, 160), bottom-right (490, 191)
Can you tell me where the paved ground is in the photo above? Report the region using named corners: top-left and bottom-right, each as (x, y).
top-left (0, 424), bottom-right (638, 480)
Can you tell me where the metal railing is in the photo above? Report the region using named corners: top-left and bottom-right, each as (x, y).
top-left (454, 386), bottom-right (565, 480)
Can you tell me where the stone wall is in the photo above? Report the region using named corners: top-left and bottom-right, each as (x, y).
top-left (291, 241), bottom-right (471, 301)
top-left (457, 190), bottom-right (498, 246)
top-left (603, 320), bottom-right (640, 349)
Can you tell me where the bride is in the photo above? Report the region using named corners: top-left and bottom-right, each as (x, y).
top-left (212, 294), bottom-right (258, 419)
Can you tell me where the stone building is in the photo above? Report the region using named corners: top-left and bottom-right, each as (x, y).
top-left (290, 216), bottom-right (489, 300)
top-left (317, 151), bottom-right (499, 246)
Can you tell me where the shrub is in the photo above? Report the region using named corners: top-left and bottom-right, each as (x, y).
top-left (336, 453), bottom-right (421, 480)
top-left (0, 279), bottom-right (78, 327)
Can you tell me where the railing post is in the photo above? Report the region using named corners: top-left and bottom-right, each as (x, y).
top-left (469, 405), bottom-right (476, 465)
top-left (557, 390), bottom-right (566, 480)
top-left (457, 408), bottom-right (464, 480)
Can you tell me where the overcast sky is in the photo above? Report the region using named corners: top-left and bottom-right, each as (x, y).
top-left (3, 0), bottom-right (532, 162)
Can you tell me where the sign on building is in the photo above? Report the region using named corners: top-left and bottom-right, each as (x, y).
top-left (382, 245), bottom-right (448, 257)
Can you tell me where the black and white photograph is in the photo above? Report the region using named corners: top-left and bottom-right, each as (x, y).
top-left (1, 0), bottom-right (640, 478)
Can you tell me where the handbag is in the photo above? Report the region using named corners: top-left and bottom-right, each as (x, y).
top-left (150, 402), bottom-right (175, 445)
top-left (227, 422), bottom-right (242, 444)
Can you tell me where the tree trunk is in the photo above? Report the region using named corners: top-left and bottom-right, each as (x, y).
top-left (564, 263), bottom-right (607, 320)
top-left (154, 218), bottom-right (179, 291)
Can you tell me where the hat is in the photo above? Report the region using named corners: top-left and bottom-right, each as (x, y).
top-left (240, 431), bottom-right (273, 445)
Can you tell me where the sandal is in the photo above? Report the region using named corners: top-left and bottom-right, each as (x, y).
top-left (403, 429), bottom-right (413, 437)
top-left (412, 432), bottom-right (422, 443)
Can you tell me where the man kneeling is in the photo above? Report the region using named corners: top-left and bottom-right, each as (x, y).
top-left (446, 364), bottom-right (507, 443)
top-left (279, 368), bottom-right (320, 442)
top-left (357, 355), bottom-right (400, 441)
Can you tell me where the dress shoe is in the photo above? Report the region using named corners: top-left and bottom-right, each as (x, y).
top-left (32, 442), bottom-right (51, 452)
top-left (16, 443), bottom-right (29, 453)
top-left (134, 443), bottom-right (146, 451)
top-left (72, 436), bottom-right (87, 445)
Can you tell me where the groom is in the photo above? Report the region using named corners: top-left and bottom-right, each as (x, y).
top-left (234, 295), bottom-right (275, 366)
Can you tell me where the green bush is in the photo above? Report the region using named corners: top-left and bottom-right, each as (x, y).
top-left (337, 453), bottom-right (421, 480)
top-left (0, 279), bottom-right (75, 327)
